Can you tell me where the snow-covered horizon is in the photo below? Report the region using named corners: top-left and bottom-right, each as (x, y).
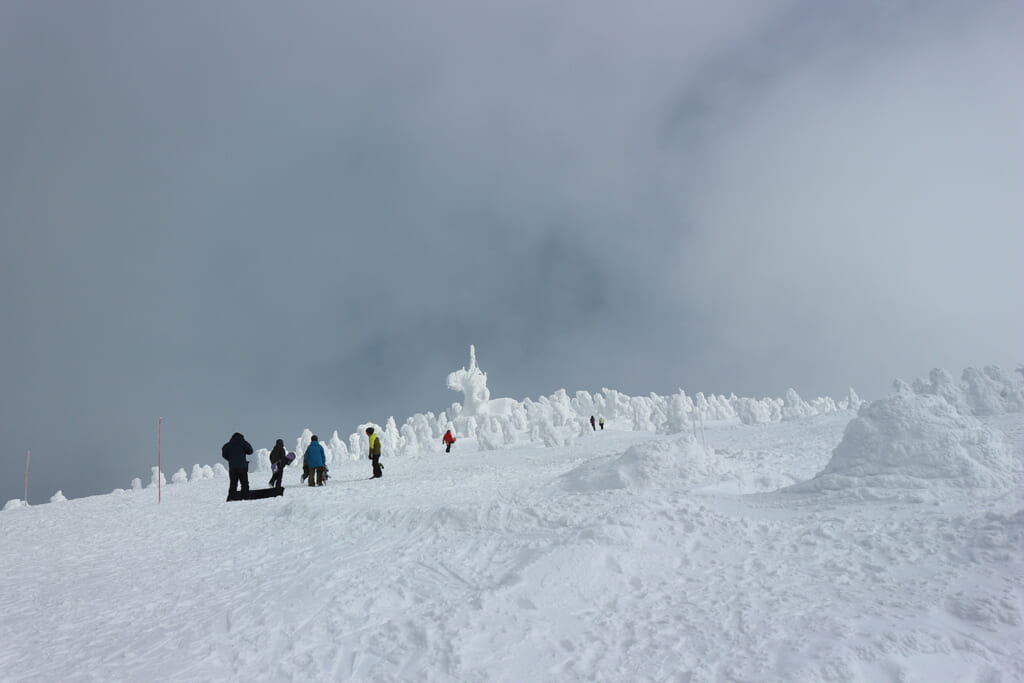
top-left (2, 357), bottom-right (1021, 681)
top-left (8, 351), bottom-right (1022, 509)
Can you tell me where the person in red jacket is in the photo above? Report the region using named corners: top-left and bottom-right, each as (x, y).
top-left (443, 429), bottom-right (456, 453)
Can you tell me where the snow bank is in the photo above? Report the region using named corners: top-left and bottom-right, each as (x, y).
top-left (50, 491), bottom-right (67, 503)
top-left (114, 357), bottom-right (1018, 504)
top-left (3, 499), bottom-right (26, 511)
top-left (557, 435), bottom-right (714, 493)
top-left (789, 386), bottom-right (1018, 500)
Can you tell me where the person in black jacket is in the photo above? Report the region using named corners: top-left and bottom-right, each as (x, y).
top-left (222, 432), bottom-right (253, 501)
top-left (268, 438), bottom-right (288, 489)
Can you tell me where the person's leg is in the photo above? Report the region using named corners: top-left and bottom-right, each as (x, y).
top-left (240, 470), bottom-right (249, 494)
top-left (227, 470), bottom-right (239, 500)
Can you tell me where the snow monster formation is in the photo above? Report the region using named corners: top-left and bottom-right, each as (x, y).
top-left (789, 379), bottom-right (1018, 501)
top-left (447, 345), bottom-right (491, 417)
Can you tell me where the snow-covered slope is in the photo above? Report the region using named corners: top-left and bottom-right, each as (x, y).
top-left (2, 365), bottom-right (1021, 681)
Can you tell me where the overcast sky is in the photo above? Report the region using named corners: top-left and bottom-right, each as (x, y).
top-left (2, 0), bottom-right (1021, 503)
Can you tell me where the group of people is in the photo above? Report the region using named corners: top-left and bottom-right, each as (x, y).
top-left (222, 426), bottom-right (410, 500)
top-left (225, 417), bottom-right (616, 499)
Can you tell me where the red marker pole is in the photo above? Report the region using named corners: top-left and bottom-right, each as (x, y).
top-left (24, 450), bottom-right (30, 505)
top-left (158, 418), bottom-right (162, 504)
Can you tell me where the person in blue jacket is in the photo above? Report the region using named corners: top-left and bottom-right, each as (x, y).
top-left (222, 432), bottom-right (253, 501)
top-left (304, 435), bottom-right (327, 487)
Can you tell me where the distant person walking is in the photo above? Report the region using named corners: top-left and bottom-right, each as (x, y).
top-left (590, 415), bottom-right (596, 431)
top-left (222, 432), bottom-right (253, 501)
top-left (599, 416), bottom-right (605, 431)
top-left (366, 427), bottom-right (383, 478)
top-left (443, 429), bottom-right (456, 453)
top-left (268, 438), bottom-right (288, 489)
top-left (305, 435), bottom-right (326, 487)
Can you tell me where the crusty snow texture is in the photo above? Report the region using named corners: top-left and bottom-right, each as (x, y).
top-left (1, 364), bottom-right (1021, 682)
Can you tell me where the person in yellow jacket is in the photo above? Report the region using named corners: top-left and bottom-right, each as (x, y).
top-left (366, 427), bottom-right (383, 479)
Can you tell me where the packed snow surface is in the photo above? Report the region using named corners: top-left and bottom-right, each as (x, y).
top-left (1, 366), bottom-right (1022, 681)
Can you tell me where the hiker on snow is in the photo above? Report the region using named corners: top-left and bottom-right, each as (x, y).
top-left (366, 427), bottom-right (383, 478)
top-left (305, 435), bottom-right (326, 487)
top-left (590, 415), bottom-right (596, 431)
top-left (222, 432), bottom-right (253, 501)
top-left (443, 429), bottom-right (456, 453)
top-left (268, 438), bottom-right (290, 489)
top-left (599, 416), bottom-right (605, 430)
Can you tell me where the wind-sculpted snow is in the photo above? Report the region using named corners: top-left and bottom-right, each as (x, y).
top-left (2, 397), bottom-right (1022, 680)
top-left (2, 359), bottom-right (1022, 676)
top-left (6, 363), bottom-right (1020, 506)
top-left (788, 388), bottom-right (1018, 501)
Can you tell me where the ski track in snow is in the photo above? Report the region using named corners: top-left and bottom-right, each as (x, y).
top-left (1, 414), bottom-right (1022, 682)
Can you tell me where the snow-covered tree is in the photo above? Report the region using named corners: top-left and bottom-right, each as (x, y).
top-left (148, 467), bottom-right (166, 489)
top-left (660, 390), bottom-right (692, 435)
top-left (447, 345), bottom-right (491, 416)
top-left (328, 431), bottom-right (350, 462)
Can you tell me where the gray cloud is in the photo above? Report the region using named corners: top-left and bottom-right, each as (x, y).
top-left (666, 0), bottom-right (1024, 397)
top-left (2, 0), bottom-right (1020, 503)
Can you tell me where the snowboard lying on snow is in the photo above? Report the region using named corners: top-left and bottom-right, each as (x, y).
top-left (227, 488), bottom-right (284, 501)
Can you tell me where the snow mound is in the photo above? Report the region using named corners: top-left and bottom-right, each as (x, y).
top-left (3, 499), bottom-right (26, 511)
top-left (789, 389), bottom-right (1017, 500)
top-left (558, 435), bottom-right (713, 493)
top-left (50, 491), bottom-right (67, 503)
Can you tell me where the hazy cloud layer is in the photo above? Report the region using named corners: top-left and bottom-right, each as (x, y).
top-left (2, 0), bottom-right (1020, 502)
